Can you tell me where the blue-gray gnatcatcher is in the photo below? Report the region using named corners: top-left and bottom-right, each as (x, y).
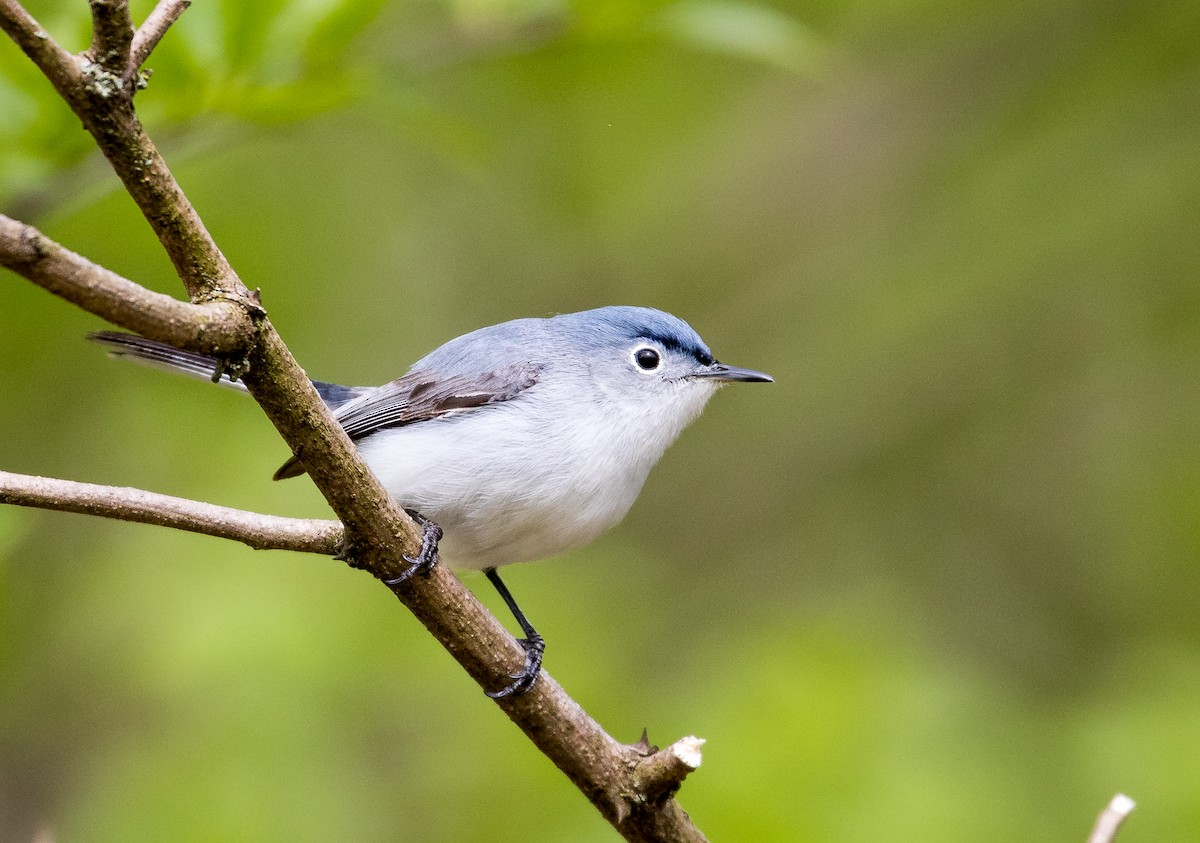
top-left (90, 306), bottom-right (772, 696)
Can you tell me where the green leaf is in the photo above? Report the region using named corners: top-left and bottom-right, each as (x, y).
top-left (652, 0), bottom-right (824, 73)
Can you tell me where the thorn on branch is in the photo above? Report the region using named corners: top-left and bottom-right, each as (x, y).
top-left (632, 728), bottom-right (657, 755)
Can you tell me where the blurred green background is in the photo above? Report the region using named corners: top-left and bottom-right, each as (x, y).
top-left (2, 0), bottom-right (1199, 840)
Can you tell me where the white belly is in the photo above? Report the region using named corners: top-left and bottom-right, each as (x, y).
top-left (355, 406), bottom-right (651, 569)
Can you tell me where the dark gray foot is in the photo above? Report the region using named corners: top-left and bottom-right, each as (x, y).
top-left (486, 632), bottom-right (545, 699)
top-left (382, 510), bottom-right (442, 587)
top-left (482, 566), bottom-right (545, 698)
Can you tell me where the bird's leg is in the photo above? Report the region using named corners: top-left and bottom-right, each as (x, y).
top-left (484, 567), bottom-right (545, 699)
top-left (381, 509), bottom-right (442, 587)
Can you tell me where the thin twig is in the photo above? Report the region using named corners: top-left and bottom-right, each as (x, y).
top-left (0, 214), bottom-right (255, 356)
top-left (632, 736), bottom-right (705, 804)
top-left (88, 0), bottom-right (134, 70)
top-left (1088, 794), bottom-right (1135, 843)
top-left (0, 471), bottom-right (343, 553)
top-left (129, 0), bottom-right (190, 75)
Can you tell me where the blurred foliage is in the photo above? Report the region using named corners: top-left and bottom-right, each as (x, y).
top-left (0, 0), bottom-right (821, 212)
top-left (2, 0), bottom-right (1200, 840)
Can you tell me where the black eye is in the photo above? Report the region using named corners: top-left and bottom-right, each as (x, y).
top-left (633, 347), bottom-right (661, 371)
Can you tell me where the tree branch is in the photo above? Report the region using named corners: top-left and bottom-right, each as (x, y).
top-left (235, 331), bottom-right (712, 841)
top-left (0, 214), bottom-right (255, 355)
top-left (0, 2), bottom-right (711, 839)
top-left (633, 736), bottom-right (706, 803)
top-left (0, 466), bottom-right (710, 841)
top-left (0, 471), bottom-right (342, 553)
top-left (2, 0), bottom-right (240, 300)
top-left (88, 0), bottom-right (134, 71)
top-left (129, 0), bottom-right (190, 76)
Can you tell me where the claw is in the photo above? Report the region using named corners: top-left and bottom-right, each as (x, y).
top-left (486, 632), bottom-right (545, 699)
top-left (382, 511), bottom-right (442, 587)
top-left (482, 567), bottom-right (546, 698)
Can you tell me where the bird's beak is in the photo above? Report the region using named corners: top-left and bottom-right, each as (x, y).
top-left (691, 362), bottom-right (774, 383)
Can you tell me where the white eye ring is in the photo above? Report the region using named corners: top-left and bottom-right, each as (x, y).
top-left (632, 346), bottom-right (662, 372)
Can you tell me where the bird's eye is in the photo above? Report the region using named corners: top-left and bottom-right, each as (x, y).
top-left (633, 347), bottom-right (662, 371)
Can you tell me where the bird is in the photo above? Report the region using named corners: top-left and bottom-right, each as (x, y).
top-left (90, 306), bottom-right (773, 697)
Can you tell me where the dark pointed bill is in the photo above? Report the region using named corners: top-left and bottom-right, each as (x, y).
top-left (691, 362), bottom-right (774, 383)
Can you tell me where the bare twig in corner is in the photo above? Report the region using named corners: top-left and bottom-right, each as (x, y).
top-left (1088, 794), bottom-right (1136, 843)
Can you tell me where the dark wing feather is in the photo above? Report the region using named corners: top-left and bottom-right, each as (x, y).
top-left (273, 362), bottom-right (542, 480)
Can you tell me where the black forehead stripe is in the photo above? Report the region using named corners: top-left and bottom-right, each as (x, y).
top-left (642, 331), bottom-right (714, 365)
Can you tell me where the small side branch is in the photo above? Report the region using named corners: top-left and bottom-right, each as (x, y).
top-left (631, 736), bottom-right (705, 805)
top-left (88, 0), bottom-right (134, 70)
top-left (129, 0), bottom-right (190, 75)
top-left (1087, 794), bottom-right (1135, 843)
top-left (0, 214), bottom-right (255, 355)
top-left (0, 471), bottom-right (343, 554)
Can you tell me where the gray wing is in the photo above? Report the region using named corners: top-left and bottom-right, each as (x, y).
top-left (273, 362), bottom-right (542, 480)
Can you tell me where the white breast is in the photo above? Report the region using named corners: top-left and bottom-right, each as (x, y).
top-left (354, 377), bottom-right (718, 570)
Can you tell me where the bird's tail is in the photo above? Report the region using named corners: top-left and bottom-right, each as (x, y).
top-left (88, 331), bottom-right (250, 391)
top-left (87, 331), bottom-right (367, 407)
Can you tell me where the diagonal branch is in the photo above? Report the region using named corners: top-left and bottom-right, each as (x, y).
top-left (2, 0), bottom-right (240, 301)
top-left (0, 466), bottom-right (711, 841)
top-left (0, 2), bottom-right (712, 840)
top-left (129, 0), bottom-right (190, 76)
top-left (0, 471), bottom-right (342, 553)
